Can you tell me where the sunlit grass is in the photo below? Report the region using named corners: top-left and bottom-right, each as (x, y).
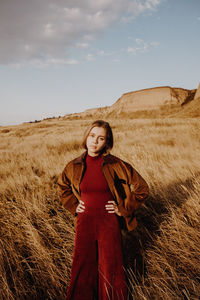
top-left (0, 117), bottom-right (200, 299)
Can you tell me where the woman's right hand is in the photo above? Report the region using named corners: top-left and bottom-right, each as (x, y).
top-left (76, 200), bottom-right (85, 213)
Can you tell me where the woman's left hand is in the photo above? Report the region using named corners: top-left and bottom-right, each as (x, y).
top-left (105, 201), bottom-right (121, 216)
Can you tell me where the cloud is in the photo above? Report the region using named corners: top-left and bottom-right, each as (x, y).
top-left (127, 38), bottom-right (159, 54)
top-left (0, 0), bottom-right (162, 65)
top-left (127, 39), bottom-right (148, 54)
top-left (86, 53), bottom-right (95, 61)
top-left (150, 41), bottom-right (160, 47)
top-left (76, 42), bottom-right (90, 49)
top-left (97, 49), bottom-right (120, 56)
top-left (112, 58), bottom-right (120, 63)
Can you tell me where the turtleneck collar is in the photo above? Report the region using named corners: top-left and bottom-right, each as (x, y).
top-left (87, 153), bottom-right (102, 161)
top-left (73, 151), bottom-right (117, 165)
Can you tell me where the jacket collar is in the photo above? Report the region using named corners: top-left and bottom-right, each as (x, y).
top-left (73, 151), bottom-right (117, 165)
top-left (73, 151), bottom-right (87, 164)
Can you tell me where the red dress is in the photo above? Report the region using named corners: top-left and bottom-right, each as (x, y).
top-left (66, 154), bottom-right (127, 300)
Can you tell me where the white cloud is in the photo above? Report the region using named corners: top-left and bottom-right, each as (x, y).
top-left (97, 49), bottom-right (120, 56)
top-left (127, 38), bottom-right (159, 55)
top-left (127, 39), bottom-right (148, 54)
top-left (0, 0), bottom-right (162, 65)
top-left (112, 58), bottom-right (120, 63)
top-left (135, 38), bottom-right (145, 45)
top-left (76, 42), bottom-right (90, 49)
top-left (49, 58), bottom-right (79, 65)
top-left (29, 57), bottom-right (80, 68)
top-left (86, 53), bottom-right (95, 61)
top-left (150, 41), bottom-right (160, 47)
top-left (98, 50), bottom-right (106, 56)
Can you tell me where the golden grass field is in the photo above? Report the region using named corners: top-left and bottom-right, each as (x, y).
top-left (0, 116), bottom-right (200, 299)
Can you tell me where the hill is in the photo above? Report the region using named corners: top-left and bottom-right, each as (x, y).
top-left (64, 85), bottom-right (199, 120)
top-left (194, 83), bottom-right (200, 99)
top-left (107, 86), bottom-right (194, 112)
top-left (169, 97), bottom-right (200, 118)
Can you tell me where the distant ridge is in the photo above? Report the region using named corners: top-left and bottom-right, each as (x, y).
top-left (106, 86), bottom-right (195, 114)
top-left (63, 84), bottom-right (199, 119)
top-left (118, 86), bottom-right (190, 96)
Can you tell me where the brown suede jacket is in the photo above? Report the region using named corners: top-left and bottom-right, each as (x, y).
top-left (57, 151), bottom-right (149, 231)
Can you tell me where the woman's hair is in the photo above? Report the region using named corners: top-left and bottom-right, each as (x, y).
top-left (82, 120), bottom-right (113, 153)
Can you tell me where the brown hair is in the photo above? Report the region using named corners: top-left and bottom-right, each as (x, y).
top-left (82, 120), bottom-right (113, 153)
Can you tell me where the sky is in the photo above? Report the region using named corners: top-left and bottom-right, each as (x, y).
top-left (0, 0), bottom-right (200, 126)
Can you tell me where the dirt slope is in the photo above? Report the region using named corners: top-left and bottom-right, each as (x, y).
top-left (107, 86), bottom-right (192, 114)
top-left (64, 86), bottom-right (197, 119)
top-left (194, 83), bottom-right (200, 99)
top-left (169, 97), bottom-right (200, 118)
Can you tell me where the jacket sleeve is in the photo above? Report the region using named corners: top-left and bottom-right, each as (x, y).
top-left (57, 164), bottom-right (79, 216)
top-left (125, 162), bottom-right (149, 212)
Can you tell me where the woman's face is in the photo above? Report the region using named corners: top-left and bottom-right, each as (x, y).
top-left (86, 126), bottom-right (107, 156)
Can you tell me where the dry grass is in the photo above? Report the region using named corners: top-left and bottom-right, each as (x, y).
top-left (0, 117), bottom-right (200, 299)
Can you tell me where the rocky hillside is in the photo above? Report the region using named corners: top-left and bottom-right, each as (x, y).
top-left (107, 86), bottom-right (195, 113)
top-left (64, 85), bottom-right (199, 120)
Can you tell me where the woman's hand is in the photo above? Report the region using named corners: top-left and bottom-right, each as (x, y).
top-left (76, 200), bottom-right (85, 213)
top-left (105, 201), bottom-right (121, 216)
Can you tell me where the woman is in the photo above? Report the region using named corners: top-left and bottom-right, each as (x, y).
top-left (57, 120), bottom-right (149, 300)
